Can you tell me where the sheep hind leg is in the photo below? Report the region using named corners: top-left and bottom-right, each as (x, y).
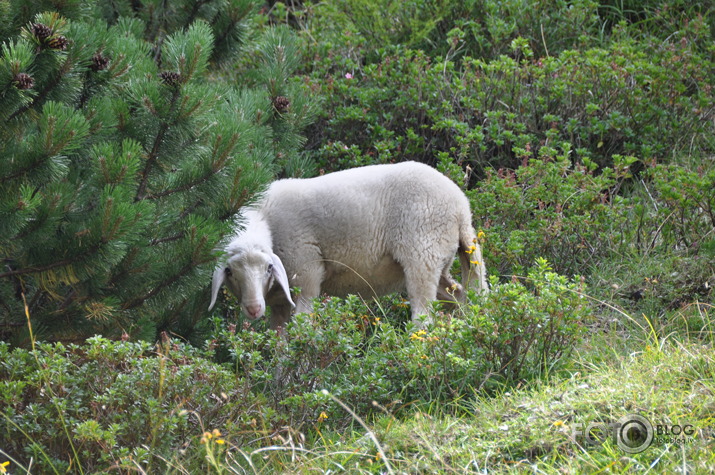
top-left (291, 261), bottom-right (325, 316)
top-left (403, 263), bottom-right (441, 328)
top-left (437, 273), bottom-right (465, 303)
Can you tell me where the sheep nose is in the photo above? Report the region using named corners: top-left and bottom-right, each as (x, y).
top-left (244, 302), bottom-right (263, 319)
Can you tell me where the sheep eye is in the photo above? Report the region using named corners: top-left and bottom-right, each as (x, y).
top-left (267, 263), bottom-right (274, 273)
top-left (224, 267), bottom-right (232, 277)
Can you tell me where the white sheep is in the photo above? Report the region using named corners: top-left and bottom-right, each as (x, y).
top-left (208, 161), bottom-right (488, 330)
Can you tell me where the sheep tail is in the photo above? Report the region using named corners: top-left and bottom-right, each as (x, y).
top-left (458, 220), bottom-right (488, 294)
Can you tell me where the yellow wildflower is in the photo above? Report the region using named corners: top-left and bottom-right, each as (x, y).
top-left (470, 259), bottom-right (480, 265)
top-left (1, 461), bottom-right (9, 474)
top-left (465, 244), bottom-right (476, 255)
top-left (202, 429), bottom-right (225, 445)
top-left (374, 317), bottom-right (381, 325)
top-left (552, 420), bottom-right (565, 427)
top-left (477, 230), bottom-right (486, 241)
top-left (318, 411), bottom-right (328, 423)
top-left (410, 329), bottom-right (427, 341)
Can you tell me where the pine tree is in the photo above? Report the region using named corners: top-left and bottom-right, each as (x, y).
top-left (0, 1), bottom-right (314, 343)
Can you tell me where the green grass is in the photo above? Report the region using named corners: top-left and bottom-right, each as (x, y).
top-left (182, 340), bottom-right (710, 474)
top-left (2, 343), bottom-right (714, 474)
top-left (2, 287), bottom-right (713, 474)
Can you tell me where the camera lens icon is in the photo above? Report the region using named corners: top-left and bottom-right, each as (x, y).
top-left (617, 414), bottom-right (653, 453)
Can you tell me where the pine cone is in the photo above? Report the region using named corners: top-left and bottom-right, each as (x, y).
top-left (90, 52), bottom-right (110, 72)
top-left (46, 35), bottom-right (69, 51)
top-left (272, 95), bottom-right (290, 113)
top-left (31, 23), bottom-right (53, 42)
top-left (159, 71), bottom-right (182, 87)
top-left (13, 73), bottom-right (34, 90)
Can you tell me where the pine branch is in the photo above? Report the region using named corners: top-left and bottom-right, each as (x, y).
top-left (5, 55), bottom-right (73, 123)
top-left (2, 158), bottom-right (48, 183)
top-left (0, 244), bottom-right (101, 279)
top-left (143, 130), bottom-right (238, 201)
top-left (135, 88), bottom-right (181, 201)
top-left (28, 287), bottom-right (48, 315)
top-left (146, 170), bottom-right (216, 200)
top-left (58, 288), bottom-right (78, 310)
top-left (214, 19), bottom-right (237, 49)
top-left (121, 262), bottom-right (191, 310)
top-left (187, 0), bottom-right (212, 25)
top-left (150, 232), bottom-right (185, 246)
top-left (148, 200), bottom-right (202, 246)
top-left (123, 233), bottom-right (213, 309)
top-left (152, 33), bottom-right (165, 68)
top-left (0, 292), bottom-right (17, 315)
top-left (178, 200), bottom-right (202, 220)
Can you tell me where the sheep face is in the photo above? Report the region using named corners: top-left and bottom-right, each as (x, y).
top-left (208, 248), bottom-right (295, 319)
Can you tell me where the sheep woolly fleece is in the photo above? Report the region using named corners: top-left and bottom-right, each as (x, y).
top-left (210, 161), bottom-right (487, 330)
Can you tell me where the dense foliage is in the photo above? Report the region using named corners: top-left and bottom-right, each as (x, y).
top-left (1, 263), bottom-right (588, 471)
top-left (0, 1), bottom-right (315, 343)
top-left (1, 0), bottom-right (714, 472)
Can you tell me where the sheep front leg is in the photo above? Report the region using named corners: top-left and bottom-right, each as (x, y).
top-left (269, 303), bottom-right (293, 335)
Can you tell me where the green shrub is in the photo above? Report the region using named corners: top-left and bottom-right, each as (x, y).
top-left (303, 0), bottom-right (453, 50)
top-left (598, 0), bottom-right (715, 45)
top-left (591, 161), bottom-right (715, 329)
top-left (209, 295), bottom-right (398, 424)
top-left (0, 260), bottom-right (593, 472)
top-left (210, 261), bottom-right (589, 425)
top-left (471, 151), bottom-right (633, 278)
top-left (433, 0), bottom-right (601, 60)
top-left (649, 163), bottom-right (715, 251)
top-left (0, 336), bottom-right (262, 473)
top-left (304, 35), bottom-right (714, 176)
top-left (380, 259), bottom-right (590, 399)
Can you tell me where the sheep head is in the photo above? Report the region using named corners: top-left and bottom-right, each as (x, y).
top-left (208, 248), bottom-right (295, 319)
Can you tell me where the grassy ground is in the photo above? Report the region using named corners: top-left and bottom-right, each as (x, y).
top-left (155, 305), bottom-right (714, 474)
top-left (2, 272), bottom-right (713, 474)
top-left (2, 314), bottom-right (713, 474)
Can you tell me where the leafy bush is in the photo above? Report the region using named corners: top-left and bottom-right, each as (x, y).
top-left (209, 260), bottom-right (588, 427)
top-left (298, 0), bottom-right (453, 51)
top-left (649, 163), bottom-right (715, 251)
top-left (598, 0), bottom-right (715, 44)
top-left (299, 0), bottom-right (715, 177)
top-left (0, 336), bottom-right (266, 473)
top-left (300, 31), bottom-right (714, 280)
top-left (432, 0), bottom-right (602, 60)
top-left (471, 151), bottom-right (633, 278)
top-left (380, 259), bottom-right (589, 398)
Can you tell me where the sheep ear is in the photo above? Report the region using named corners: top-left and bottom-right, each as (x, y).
top-left (208, 267), bottom-right (227, 310)
top-left (270, 253), bottom-right (295, 308)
